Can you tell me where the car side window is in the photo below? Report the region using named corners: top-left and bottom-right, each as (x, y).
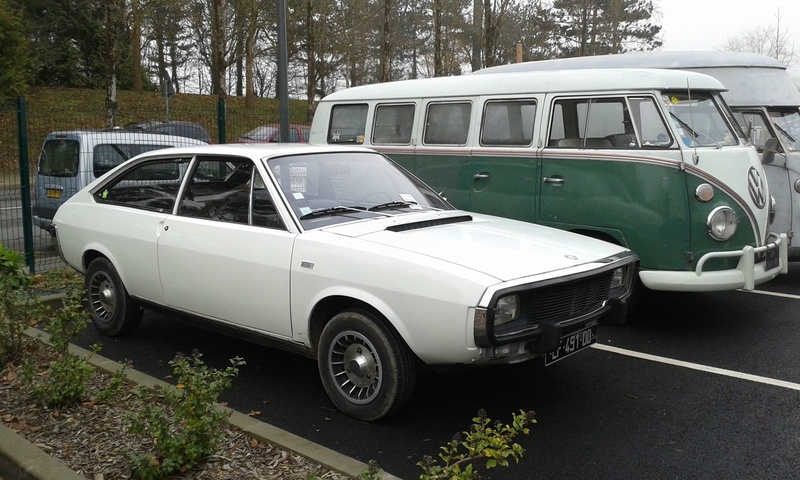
top-left (94, 158), bottom-right (189, 213)
top-left (177, 157), bottom-right (285, 229)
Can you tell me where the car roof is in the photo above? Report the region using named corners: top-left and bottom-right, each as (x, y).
top-left (135, 142), bottom-right (375, 160)
top-left (44, 130), bottom-right (206, 145)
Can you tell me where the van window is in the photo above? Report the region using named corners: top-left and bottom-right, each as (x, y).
top-left (769, 108), bottom-right (800, 152)
top-left (734, 111), bottom-right (774, 152)
top-left (424, 102), bottom-right (471, 145)
top-left (328, 104), bottom-right (368, 144)
top-left (93, 143), bottom-right (175, 177)
top-left (549, 96), bottom-right (671, 149)
top-left (480, 100), bottom-right (536, 146)
top-left (372, 104), bottom-right (415, 145)
top-left (39, 139), bottom-right (79, 177)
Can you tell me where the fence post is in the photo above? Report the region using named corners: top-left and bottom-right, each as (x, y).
top-left (217, 100), bottom-right (226, 144)
top-left (15, 96), bottom-right (35, 273)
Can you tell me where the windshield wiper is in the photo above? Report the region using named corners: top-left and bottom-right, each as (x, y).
top-left (367, 200), bottom-right (420, 212)
top-left (773, 122), bottom-right (797, 144)
top-left (300, 205), bottom-right (369, 220)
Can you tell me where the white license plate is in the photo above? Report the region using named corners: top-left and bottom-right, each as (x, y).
top-left (545, 325), bottom-right (597, 366)
top-left (766, 244), bottom-right (780, 270)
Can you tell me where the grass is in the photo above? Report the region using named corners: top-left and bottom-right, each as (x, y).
top-left (0, 87), bottom-right (312, 176)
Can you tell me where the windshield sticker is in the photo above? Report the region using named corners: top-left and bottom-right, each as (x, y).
top-left (299, 206), bottom-right (312, 215)
top-left (293, 192), bottom-right (305, 200)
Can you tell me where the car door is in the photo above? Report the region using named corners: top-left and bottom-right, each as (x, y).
top-left (157, 156), bottom-right (296, 339)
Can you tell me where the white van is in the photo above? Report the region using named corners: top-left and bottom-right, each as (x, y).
top-left (33, 130), bottom-right (205, 232)
top-left (474, 51), bottom-right (800, 260)
top-left (309, 68), bottom-right (788, 315)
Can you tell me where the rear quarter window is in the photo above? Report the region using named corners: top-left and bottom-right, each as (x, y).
top-left (328, 104), bottom-right (368, 144)
top-left (93, 144), bottom-right (175, 177)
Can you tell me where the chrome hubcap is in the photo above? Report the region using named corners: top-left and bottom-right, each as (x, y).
top-left (89, 273), bottom-right (116, 321)
top-left (328, 330), bottom-right (382, 404)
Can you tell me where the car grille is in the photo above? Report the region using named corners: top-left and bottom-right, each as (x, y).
top-left (525, 271), bottom-right (612, 324)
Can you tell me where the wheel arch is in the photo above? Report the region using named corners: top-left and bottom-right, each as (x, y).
top-left (307, 295), bottom-right (418, 363)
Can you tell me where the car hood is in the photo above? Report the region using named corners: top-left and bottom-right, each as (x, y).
top-left (320, 211), bottom-right (630, 282)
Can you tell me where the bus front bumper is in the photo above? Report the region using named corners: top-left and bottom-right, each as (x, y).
top-left (638, 233), bottom-right (788, 292)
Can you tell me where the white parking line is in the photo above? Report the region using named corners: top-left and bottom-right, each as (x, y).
top-left (0, 206), bottom-right (22, 211)
top-left (746, 289), bottom-right (800, 301)
top-left (591, 343), bottom-right (800, 391)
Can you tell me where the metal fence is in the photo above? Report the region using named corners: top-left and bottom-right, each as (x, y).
top-left (0, 92), bottom-right (310, 273)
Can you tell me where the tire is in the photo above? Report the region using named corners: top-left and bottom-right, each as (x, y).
top-left (318, 310), bottom-right (417, 421)
top-left (85, 257), bottom-right (143, 336)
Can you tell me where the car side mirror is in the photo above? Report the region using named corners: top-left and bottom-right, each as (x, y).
top-left (762, 138), bottom-right (778, 164)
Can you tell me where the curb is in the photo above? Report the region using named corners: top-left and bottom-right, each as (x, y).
top-left (0, 313), bottom-right (402, 480)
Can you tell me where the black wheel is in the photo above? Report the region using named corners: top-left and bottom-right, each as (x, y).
top-left (318, 310), bottom-right (416, 421)
top-left (85, 257), bottom-right (143, 336)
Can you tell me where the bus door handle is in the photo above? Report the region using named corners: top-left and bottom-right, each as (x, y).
top-left (543, 176), bottom-right (565, 185)
top-left (473, 172), bottom-right (490, 180)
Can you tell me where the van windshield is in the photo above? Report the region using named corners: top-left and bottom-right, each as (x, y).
top-left (769, 108), bottom-right (800, 152)
top-left (662, 91), bottom-right (738, 147)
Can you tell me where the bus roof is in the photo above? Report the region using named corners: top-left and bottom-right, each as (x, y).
top-left (472, 52), bottom-right (800, 107)
top-left (321, 68), bottom-right (725, 102)
top-left (472, 51), bottom-right (787, 74)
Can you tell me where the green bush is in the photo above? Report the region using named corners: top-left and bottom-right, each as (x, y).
top-left (0, 244), bottom-right (39, 363)
top-left (417, 409), bottom-right (536, 479)
top-left (127, 351), bottom-right (245, 479)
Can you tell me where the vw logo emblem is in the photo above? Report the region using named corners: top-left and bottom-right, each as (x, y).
top-left (747, 167), bottom-right (766, 209)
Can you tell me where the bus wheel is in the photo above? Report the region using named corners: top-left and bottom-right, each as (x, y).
top-left (318, 310), bottom-right (416, 421)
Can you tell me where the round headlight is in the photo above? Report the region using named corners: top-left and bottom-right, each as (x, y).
top-left (695, 183), bottom-right (714, 202)
top-left (494, 295), bottom-right (519, 326)
top-left (707, 206), bottom-right (738, 241)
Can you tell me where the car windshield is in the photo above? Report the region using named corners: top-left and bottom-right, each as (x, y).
top-left (662, 91), bottom-right (738, 147)
top-left (242, 126), bottom-right (278, 141)
top-left (266, 151), bottom-right (452, 229)
top-left (769, 108), bottom-right (800, 152)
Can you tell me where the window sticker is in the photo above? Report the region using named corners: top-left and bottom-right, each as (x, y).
top-left (293, 192), bottom-right (305, 200)
top-left (300, 206), bottom-right (312, 215)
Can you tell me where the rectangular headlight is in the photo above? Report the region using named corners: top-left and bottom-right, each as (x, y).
top-left (494, 294), bottom-right (520, 325)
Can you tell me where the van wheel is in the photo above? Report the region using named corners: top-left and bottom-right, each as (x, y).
top-left (318, 310), bottom-right (416, 421)
top-left (85, 258), bottom-right (142, 336)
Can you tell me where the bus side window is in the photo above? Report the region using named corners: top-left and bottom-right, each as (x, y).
top-left (424, 102), bottom-right (471, 145)
top-left (328, 104), bottom-right (368, 144)
top-left (631, 97), bottom-right (673, 148)
top-left (480, 99), bottom-right (536, 146)
top-left (372, 104), bottom-right (415, 145)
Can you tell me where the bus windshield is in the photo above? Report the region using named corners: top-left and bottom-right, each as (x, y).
top-left (662, 91), bottom-right (738, 147)
top-left (769, 108), bottom-right (800, 152)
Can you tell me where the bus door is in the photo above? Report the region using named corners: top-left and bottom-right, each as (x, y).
top-left (468, 98), bottom-right (541, 222)
top-left (414, 99), bottom-right (475, 209)
top-left (539, 94), bottom-right (691, 268)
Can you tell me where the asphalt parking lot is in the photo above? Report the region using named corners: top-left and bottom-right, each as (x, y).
top-left (74, 263), bottom-right (800, 480)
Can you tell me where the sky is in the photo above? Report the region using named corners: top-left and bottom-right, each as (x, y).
top-left (657, 0), bottom-right (800, 78)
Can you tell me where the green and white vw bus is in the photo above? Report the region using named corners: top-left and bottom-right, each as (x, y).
top-left (309, 68), bottom-right (788, 319)
top-left (474, 51), bottom-right (800, 261)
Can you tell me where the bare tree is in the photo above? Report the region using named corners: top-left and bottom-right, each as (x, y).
top-left (721, 9), bottom-right (795, 68)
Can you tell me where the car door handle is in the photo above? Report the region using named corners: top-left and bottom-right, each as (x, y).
top-left (473, 173), bottom-right (490, 180)
top-left (542, 176), bottom-right (565, 185)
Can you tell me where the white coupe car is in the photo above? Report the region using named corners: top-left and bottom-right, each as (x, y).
top-left (54, 143), bottom-right (637, 420)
